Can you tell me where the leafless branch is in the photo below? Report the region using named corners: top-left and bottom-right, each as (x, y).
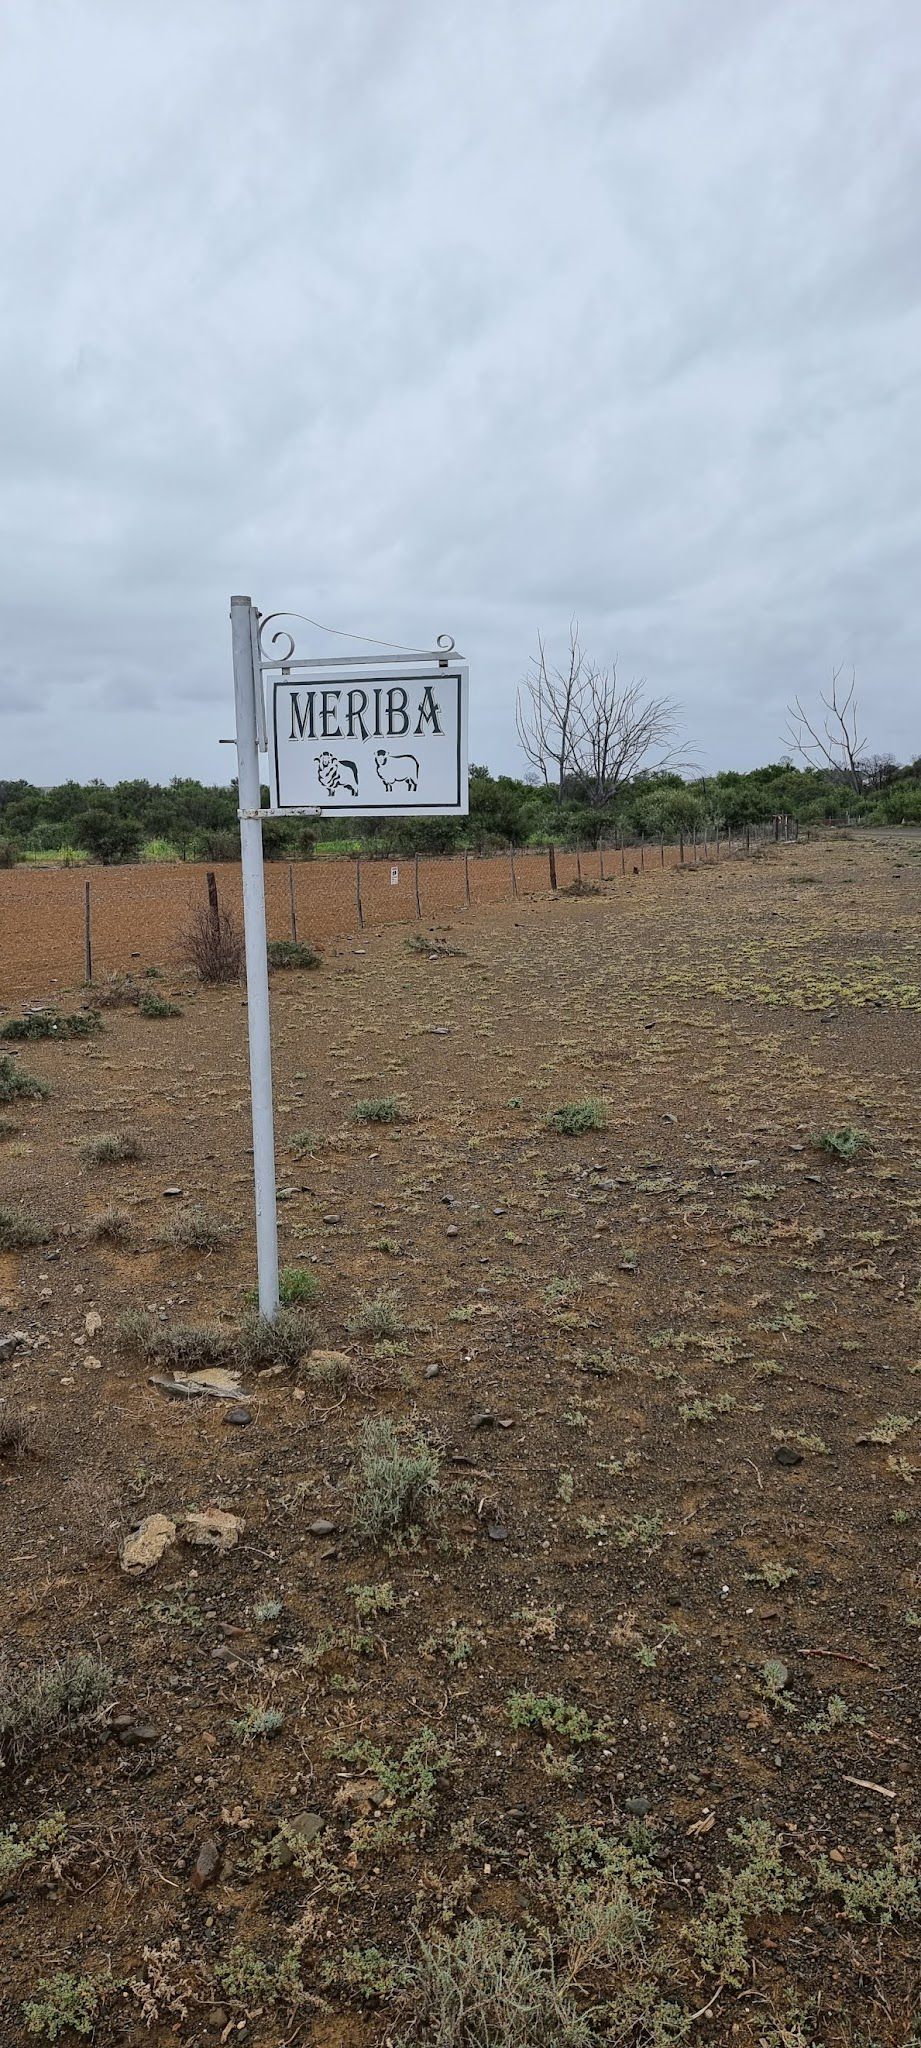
top-left (784, 667), bottom-right (868, 793)
top-left (516, 624), bottom-right (684, 806)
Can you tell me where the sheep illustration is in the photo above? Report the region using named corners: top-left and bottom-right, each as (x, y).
top-left (374, 748), bottom-right (419, 794)
top-left (315, 751), bottom-right (359, 798)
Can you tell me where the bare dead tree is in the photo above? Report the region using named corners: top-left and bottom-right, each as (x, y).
top-left (569, 659), bottom-right (682, 805)
top-left (516, 623), bottom-right (682, 807)
top-left (515, 621), bottom-right (584, 805)
top-left (785, 667), bottom-right (867, 793)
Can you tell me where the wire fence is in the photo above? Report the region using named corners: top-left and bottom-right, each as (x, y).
top-left (0, 818), bottom-right (796, 1006)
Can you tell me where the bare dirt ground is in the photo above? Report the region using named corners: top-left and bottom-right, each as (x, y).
top-left (0, 831), bottom-right (919, 2047)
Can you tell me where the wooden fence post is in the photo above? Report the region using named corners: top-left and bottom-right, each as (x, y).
top-left (599, 845), bottom-right (605, 880)
top-left (549, 845), bottom-right (557, 890)
top-left (509, 847), bottom-right (518, 898)
top-left (288, 862), bottom-right (298, 942)
top-left (355, 855), bottom-right (364, 930)
top-left (83, 878), bottom-right (93, 985)
top-left (414, 850), bottom-right (422, 919)
top-left (640, 836), bottom-right (645, 872)
top-left (660, 836), bottom-right (665, 867)
top-left (576, 848), bottom-right (582, 883)
top-left (620, 834), bottom-right (626, 877)
top-left (679, 830), bottom-right (684, 864)
top-left (464, 849), bottom-right (471, 906)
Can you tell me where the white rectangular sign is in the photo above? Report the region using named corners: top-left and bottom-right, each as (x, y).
top-left (269, 662), bottom-right (468, 815)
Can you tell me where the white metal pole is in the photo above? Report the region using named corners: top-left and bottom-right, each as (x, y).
top-left (231, 595), bottom-right (279, 1321)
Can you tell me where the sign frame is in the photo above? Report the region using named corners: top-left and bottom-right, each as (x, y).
top-left (230, 599), bottom-right (469, 1319)
top-left (267, 659), bottom-right (469, 817)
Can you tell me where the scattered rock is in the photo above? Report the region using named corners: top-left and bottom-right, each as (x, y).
top-left (84, 1310), bottom-right (102, 1338)
top-left (183, 1508), bottom-right (244, 1553)
top-left (163, 1187), bottom-right (184, 1198)
top-left (774, 1445), bottom-right (803, 1468)
top-left (307, 1518), bottom-right (336, 1536)
top-left (224, 1405), bottom-right (252, 1426)
top-left (446, 1224), bottom-right (459, 1238)
top-left (487, 1522), bottom-right (508, 1542)
top-left (473, 1412), bottom-right (495, 1430)
top-left (120, 1513), bottom-right (177, 1576)
top-left (184, 1367), bottom-right (241, 1394)
top-left (191, 1836), bottom-right (221, 1891)
top-left (289, 1809), bottom-right (324, 1845)
top-left (424, 1364), bottom-right (440, 1379)
top-left (0, 1331), bottom-right (29, 1361)
top-left (625, 1795), bottom-right (650, 1817)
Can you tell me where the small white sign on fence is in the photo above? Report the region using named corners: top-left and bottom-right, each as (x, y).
top-left (230, 600), bottom-right (469, 1321)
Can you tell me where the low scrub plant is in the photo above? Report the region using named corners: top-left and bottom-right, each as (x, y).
top-left (0, 1206), bottom-right (50, 1251)
top-left (818, 1125), bottom-right (867, 1161)
top-left (352, 1416), bottom-right (441, 1544)
top-left (118, 1309), bottom-right (233, 1369)
top-left (86, 1206), bottom-right (133, 1245)
top-left (267, 938), bottom-right (321, 970)
top-left (0, 1394), bottom-right (39, 1461)
top-left (347, 1287), bottom-right (403, 1341)
top-left (138, 991), bottom-right (182, 1018)
top-left (80, 1131), bottom-right (143, 1165)
top-left (0, 1009), bottom-right (100, 1042)
top-left (354, 1095), bottom-right (406, 1124)
top-left (548, 1099), bottom-right (607, 1136)
top-left (247, 1264), bottom-right (319, 1308)
top-left (181, 902), bottom-right (244, 983)
top-left (237, 1304), bottom-right (314, 1372)
top-left (23, 1971), bottom-right (100, 2040)
top-left (161, 1204), bottom-right (235, 1251)
top-left (0, 1652), bottom-right (111, 1768)
top-left (0, 1054), bottom-right (48, 1103)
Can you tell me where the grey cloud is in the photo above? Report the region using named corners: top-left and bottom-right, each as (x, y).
top-left (0, 0), bottom-right (918, 787)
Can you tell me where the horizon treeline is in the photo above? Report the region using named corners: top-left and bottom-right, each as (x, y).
top-left (0, 756), bottom-right (919, 865)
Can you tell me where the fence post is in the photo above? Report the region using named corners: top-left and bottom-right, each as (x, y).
top-left (549, 844), bottom-right (557, 890)
top-left (660, 836), bottom-right (665, 867)
top-left (576, 848), bottom-right (582, 883)
top-left (620, 834), bottom-right (626, 877)
top-left (745, 825), bottom-right (750, 854)
top-left (206, 869), bottom-right (219, 922)
top-left (83, 878), bottom-right (93, 985)
top-left (599, 844), bottom-right (605, 881)
top-left (679, 830), bottom-right (684, 865)
top-left (288, 862), bottom-right (298, 942)
top-left (692, 823), bottom-right (697, 860)
top-left (414, 850), bottom-right (422, 919)
top-left (640, 836), bottom-right (645, 872)
top-left (355, 855), bottom-right (364, 930)
top-left (464, 848), bottom-right (471, 905)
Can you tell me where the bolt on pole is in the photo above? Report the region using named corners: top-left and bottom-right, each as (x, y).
top-left (231, 595), bottom-right (280, 1322)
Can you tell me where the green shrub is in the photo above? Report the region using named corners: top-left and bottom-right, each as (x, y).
top-left (354, 1095), bottom-right (406, 1125)
top-left (548, 1098), bottom-right (607, 1135)
top-left (0, 1009), bottom-right (100, 1042)
top-left (267, 939), bottom-right (321, 970)
top-left (352, 1417), bottom-right (441, 1544)
top-left (23, 1972), bottom-right (100, 2040)
top-left (138, 992), bottom-right (182, 1018)
top-left (0, 1055), bottom-right (48, 1103)
top-left (818, 1125), bottom-right (866, 1161)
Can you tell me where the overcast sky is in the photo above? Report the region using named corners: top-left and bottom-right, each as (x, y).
top-left (2, 0), bottom-right (918, 788)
